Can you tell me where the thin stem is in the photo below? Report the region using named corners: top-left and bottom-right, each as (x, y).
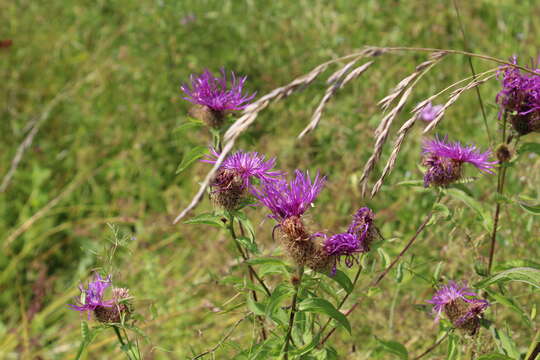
top-left (283, 266), bottom-right (304, 359)
top-left (371, 193), bottom-right (441, 287)
top-left (74, 340), bottom-right (87, 360)
top-left (317, 256), bottom-right (365, 338)
top-left (413, 330), bottom-right (452, 360)
top-left (488, 112), bottom-right (509, 275)
top-left (113, 326), bottom-right (132, 360)
top-left (228, 214), bottom-right (272, 297)
top-left (191, 314), bottom-right (249, 360)
top-left (321, 193), bottom-right (441, 345)
top-left (453, 0), bottom-right (492, 144)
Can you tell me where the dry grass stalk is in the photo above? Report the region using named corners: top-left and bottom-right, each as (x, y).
top-left (298, 60), bottom-right (374, 139)
top-left (423, 72), bottom-right (497, 134)
top-left (369, 72), bottom-right (497, 197)
top-left (359, 54), bottom-right (445, 196)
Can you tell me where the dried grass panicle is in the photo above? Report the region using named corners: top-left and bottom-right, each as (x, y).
top-left (369, 71), bottom-right (497, 197)
top-left (299, 60), bottom-right (374, 138)
top-left (360, 53), bottom-right (445, 196)
top-left (423, 72), bottom-right (497, 134)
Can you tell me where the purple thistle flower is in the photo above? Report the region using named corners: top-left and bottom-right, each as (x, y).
top-left (69, 273), bottom-right (113, 320)
top-left (252, 170), bottom-right (326, 222)
top-left (203, 148), bottom-right (283, 191)
top-left (427, 280), bottom-right (490, 327)
top-left (420, 102), bottom-right (443, 122)
top-left (496, 56), bottom-right (540, 134)
top-left (181, 69), bottom-right (256, 112)
top-left (422, 136), bottom-right (496, 187)
top-left (347, 207), bottom-right (375, 252)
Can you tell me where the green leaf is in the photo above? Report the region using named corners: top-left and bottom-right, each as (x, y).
top-left (518, 202), bottom-right (540, 215)
top-left (446, 188), bottom-right (492, 231)
top-left (236, 236), bottom-right (259, 254)
top-left (264, 284), bottom-right (292, 326)
top-left (477, 354), bottom-right (514, 360)
top-left (518, 142), bottom-right (540, 156)
top-left (447, 333), bottom-right (458, 360)
top-left (490, 326), bottom-right (520, 359)
top-left (324, 270), bottom-right (354, 294)
top-left (176, 146), bottom-right (207, 174)
top-left (299, 298), bottom-right (351, 334)
top-left (246, 296), bottom-right (265, 316)
top-left (396, 180), bottom-right (425, 187)
top-left (184, 212), bottom-right (226, 228)
top-left (488, 291), bottom-right (531, 327)
top-left (476, 267), bottom-right (540, 289)
top-left (375, 337), bottom-right (408, 359)
top-left (81, 321), bottom-right (90, 343)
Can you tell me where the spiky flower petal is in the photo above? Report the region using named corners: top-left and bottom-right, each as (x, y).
top-left (422, 136), bottom-right (496, 187)
top-left (496, 56), bottom-right (540, 134)
top-left (69, 273), bottom-right (113, 320)
top-left (181, 69), bottom-right (256, 112)
top-left (253, 170), bottom-right (326, 222)
top-left (427, 281), bottom-right (489, 334)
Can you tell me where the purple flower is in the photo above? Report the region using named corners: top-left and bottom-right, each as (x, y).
top-left (181, 69), bottom-right (256, 112)
top-left (203, 148), bottom-right (282, 191)
top-left (422, 136), bottom-right (496, 187)
top-left (427, 281), bottom-right (489, 327)
top-left (496, 56), bottom-right (540, 134)
top-left (322, 207), bottom-right (375, 274)
top-left (252, 170), bottom-right (326, 222)
top-left (69, 273), bottom-right (113, 320)
top-left (420, 102), bottom-right (443, 122)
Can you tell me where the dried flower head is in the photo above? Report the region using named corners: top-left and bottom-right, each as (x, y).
top-left (69, 273), bottom-right (113, 320)
top-left (427, 281), bottom-right (489, 335)
top-left (181, 69), bottom-right (256, 127)
top-left (496, 56), bottom-right (540, 135)
top-left (422, 136), bottom-right (496, 187)
top-left (253, 170), bottom-right (326, 224)
top-left (94, 287), bottom-right (133, 324)
top-left (203, 149), bottom-right (282, 210)
top-left (420, 102), bottom-right (443, 122)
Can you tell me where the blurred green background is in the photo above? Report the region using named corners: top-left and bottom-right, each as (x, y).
top-left (1, 0), bottom-right (539, 358)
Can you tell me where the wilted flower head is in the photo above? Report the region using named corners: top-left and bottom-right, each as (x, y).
top-left (496, 56), bottom-right (540, 135)
top-left (420, 102), bottom-right (443, 122)
top-left (427, 281), bottom-right (489, 335)
top-left (69, 273), bottom-right (113, 320)
top-left (181, 69), bottom-right (256, 112)
top-left (253, 170), bottom-right (326, 223)
top-left (322, 207), bottom-right (375, 274)
top-left (422, 136), bottom-right (496, 187)
top-left (203, 149), bottom-right (282, 211)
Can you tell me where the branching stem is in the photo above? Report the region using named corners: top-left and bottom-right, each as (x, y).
top-left (283, 266), bottom-right (304, 359)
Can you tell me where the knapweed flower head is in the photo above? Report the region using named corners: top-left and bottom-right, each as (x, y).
top-left (422, 136), bottom-right (496, 187)
top-left (322, 207), bottom-right (375, 274)
top-left (253, 169), bottom-right (326, 224)
top-left (496, 56), bottom-right (540, 135)
top-left (181, 69), bottom-right (256, 112)
top-left (427, 281), bottom-right (489, 335)
top-left (420, 102), bottom-right (443, 122)
top-left (203, 149), bottom-right (282, 210)
top-left (69, 273), bottom-right (113, 320)
top-left (94, 287), bottom-right (133, 324)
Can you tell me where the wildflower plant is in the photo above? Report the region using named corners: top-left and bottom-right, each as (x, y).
top-left (174, 51), bottom-right (539, 360)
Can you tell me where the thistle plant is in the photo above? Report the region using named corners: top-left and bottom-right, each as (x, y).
top-left (174, 51), bottom-right (539, 360)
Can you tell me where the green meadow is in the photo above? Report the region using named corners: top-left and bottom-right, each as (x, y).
top-left (1, 0), bottom-right (539, 358)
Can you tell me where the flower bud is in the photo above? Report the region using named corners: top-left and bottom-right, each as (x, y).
top-left (495, 144), bottom-right (512, 163)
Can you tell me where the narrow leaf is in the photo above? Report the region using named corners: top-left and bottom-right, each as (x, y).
top-left (184, 213), bottom-right (226, 228)
top-left (476, 267), bottom-right (540, 289)
top-left (299, 298), bottom-right (351, 334)
top-left (376, 337), bottom-right (408, 359)
top-left (176, 146), bottom-right (207, 174)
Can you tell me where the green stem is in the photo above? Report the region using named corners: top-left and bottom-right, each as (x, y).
top-left (488, 112), bottom-right (510, 275)
top-left (74, 340), bottom-right (87, 360)
top-left (283, 266), bottom-right (304, 359)
top-left (113, 326), bottom-right (132, 360)
top-left (227, 214), bottom-right (271, 297)
top-left (317, 255), bottom-right (364, 339)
